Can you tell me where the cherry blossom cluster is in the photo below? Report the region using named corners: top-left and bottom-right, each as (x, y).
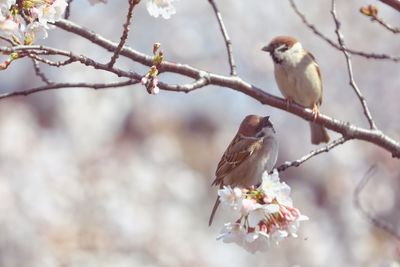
top-left (0, 0), bottom-right (67, 44)
top-left (146, 0), bottom-right (176, 19)
top-left (141, 42), bottom-right (163, 95)
top-left (217, 170), bottom-right (308, 253)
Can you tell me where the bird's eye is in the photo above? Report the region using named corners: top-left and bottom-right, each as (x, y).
top-left (277, 45), bottom-right (288, 52)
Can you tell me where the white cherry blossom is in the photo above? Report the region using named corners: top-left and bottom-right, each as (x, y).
top-left (146, 0), bottom-right (176, 19)
top-left (0, 0), bottom-right (67, 43)
top-left (216, 169), bottom-right (308, 253)
top-left (218, 185), bottom-right (243, 209)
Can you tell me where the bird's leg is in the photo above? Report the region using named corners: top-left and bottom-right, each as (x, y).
top-left (311, 103), bottom-right (320, 121)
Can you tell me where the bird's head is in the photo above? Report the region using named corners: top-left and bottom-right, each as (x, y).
top-left (238, 115), bottom-right (275, 138)
top-left (262, 36), bottom-right (302, 64)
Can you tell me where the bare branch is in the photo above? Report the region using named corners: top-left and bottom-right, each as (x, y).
top-left (0, 22), bottom-right (397, 158)
top-left (366, 12), bottom-right (400, 33)
top-left (64, 0), bottom-right (73, 19)
top-left (354, 165), bottom-right (400, 240)
top-left (277, 137), bottom-right (348, 172)
top-left (372, 16), bottom-right (400, 33)
top-left (289, 0), bottom-right (400, 62)
top-left (27, 53), bottom-right (76, 67)
top-left (330, 0), bottom-right (377, 130)
top-left (108, 0), bottom-right (140, 68)
top-left (207, 0), bottom-right (237, 76)
top-left (159, 75), bottom-right (210, 93)
top-left (0, 36), bottom-right (16, 45)
top-left (0, 45), bottom-right (143, 81)
top-left (379, 0), bottom-right (400, 12)
top-left (31, 59), bottom-right (52, 85)
top-left (0, 80), bottom-right (139, 99)
top-left (12, 21), bottom-right (394, 158)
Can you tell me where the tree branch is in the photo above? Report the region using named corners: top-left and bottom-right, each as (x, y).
top-left (108, 0), bottom-right (140, 68)
top-left (64, 0), bottom-right (73, 19)
top-left (0, 45), bottom-right (144, 81)
top-left (379, 0), bottom-right (400, 12)
top-left (0, 80), bottom-right (138, 99)
top-left (31, 59), bottom-right (52, 85)
top-left (289, 0), bottom-right (400, 62)
top-left (354, 165), bottom-right (400, 240)
top-left (0, 36), bottom-right (16, 45)
top-left (207, 0), bottom-right (237, 76)
top-left (371, 16), bottom-right (400, 34)
top-left (277, 137), bottom-right (348, 172)
top-left (2, 41), bottom-right (400, 159)
top-left (27, 53), bottom-right (76, 67)
top-left (159, 75), bottom-right (210, 93)
top-left (330, 0), bottom-right (377, 130)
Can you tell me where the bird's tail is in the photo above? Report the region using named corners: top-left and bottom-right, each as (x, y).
top-left (208, 196), bottom-right (220, 226)
top-left (309, 122), bottom-right (330, 145)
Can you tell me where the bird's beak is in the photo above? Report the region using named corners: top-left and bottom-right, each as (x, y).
top-left (261, 45), bottom-right (271, 53)
top-left (262, 115), bottom-right (275, 133)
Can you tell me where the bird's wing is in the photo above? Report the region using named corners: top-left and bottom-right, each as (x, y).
top-left (212, 134), bottom-right (263, 186)
top-left (307, 51), bottom-right (323, 105)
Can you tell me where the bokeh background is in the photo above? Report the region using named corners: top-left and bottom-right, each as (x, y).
top-left (0, 0), bottom-right (399, 266)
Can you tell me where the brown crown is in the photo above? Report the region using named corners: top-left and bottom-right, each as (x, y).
top-left (268, 36), bottom-right (298, 48)
top-left (238, 115), bottom-right (272, 137)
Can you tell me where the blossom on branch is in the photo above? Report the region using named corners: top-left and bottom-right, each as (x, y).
top-left (0, 0), bottom-right (67, 44)
top-left (36, 0), bottom-right (67, 24)
top-left (141, 42), bottom-right (164, 95)
top-left (216, 170), bottom-right (308, 253)
top-left (0, 16), bottom-right (19, 38)
top-left (146, 0), bottom-right (176, 19)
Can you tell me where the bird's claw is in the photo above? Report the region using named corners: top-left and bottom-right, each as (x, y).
top-left (286, 97), bottom-right (293, 111)
top-left (312, 103), bottom-right (320, 121)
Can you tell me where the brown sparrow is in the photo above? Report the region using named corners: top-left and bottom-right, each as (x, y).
top-left (208, 115), bottom-right (278, 226)
top-left (262, 36), bottom-right (329, 145)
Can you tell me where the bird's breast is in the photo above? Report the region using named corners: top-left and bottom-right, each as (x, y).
top-left (274, 55), bottom-right (322, 108)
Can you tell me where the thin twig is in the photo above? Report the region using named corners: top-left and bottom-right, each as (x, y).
top-left (0, 80), bottom-right (139, 99)
top-left (159, 75), bottom-right (210, 93)
top-left (108, 0), bottom-right (139, 68)
top-left (354, 165), bottom-right (400, 240)
top-left (0, 36), bottom-right (16, 45)
top-left (207, 0), bottom-right (237, 76)
top-left (371, 16), bottom-right (400, 34)
top-left (277, 137), bottom-right (348, 172)
top-left (31, 59), bottom-right (52, 85)
top-left (28, 54), bottom-right (76, 67)
top-left (379, 0), bottom-right (400, 12)
top-left (331, 0), bottom-right (377, 130)
top-left (0, 45), bottom-right (143, 81)
top-left (289, 0), bottom-right (400, 62)
top-left (64, 0), bottom-right (73, 19)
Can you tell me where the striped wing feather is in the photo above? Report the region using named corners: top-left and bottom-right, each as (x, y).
top-left (212, 135), bottom-right (262, 186)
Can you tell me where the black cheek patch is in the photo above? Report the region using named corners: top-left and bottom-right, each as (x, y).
top-left (255, 131), bottom-right (265, 138)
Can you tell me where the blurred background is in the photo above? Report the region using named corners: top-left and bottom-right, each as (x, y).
top-left (0, 0), bottom-right (399, 266)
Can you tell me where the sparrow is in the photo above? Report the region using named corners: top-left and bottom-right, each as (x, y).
top-left (262, 36), bottom-right (330, 145)
top-left (208, 115), bottom-right (278, 226)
